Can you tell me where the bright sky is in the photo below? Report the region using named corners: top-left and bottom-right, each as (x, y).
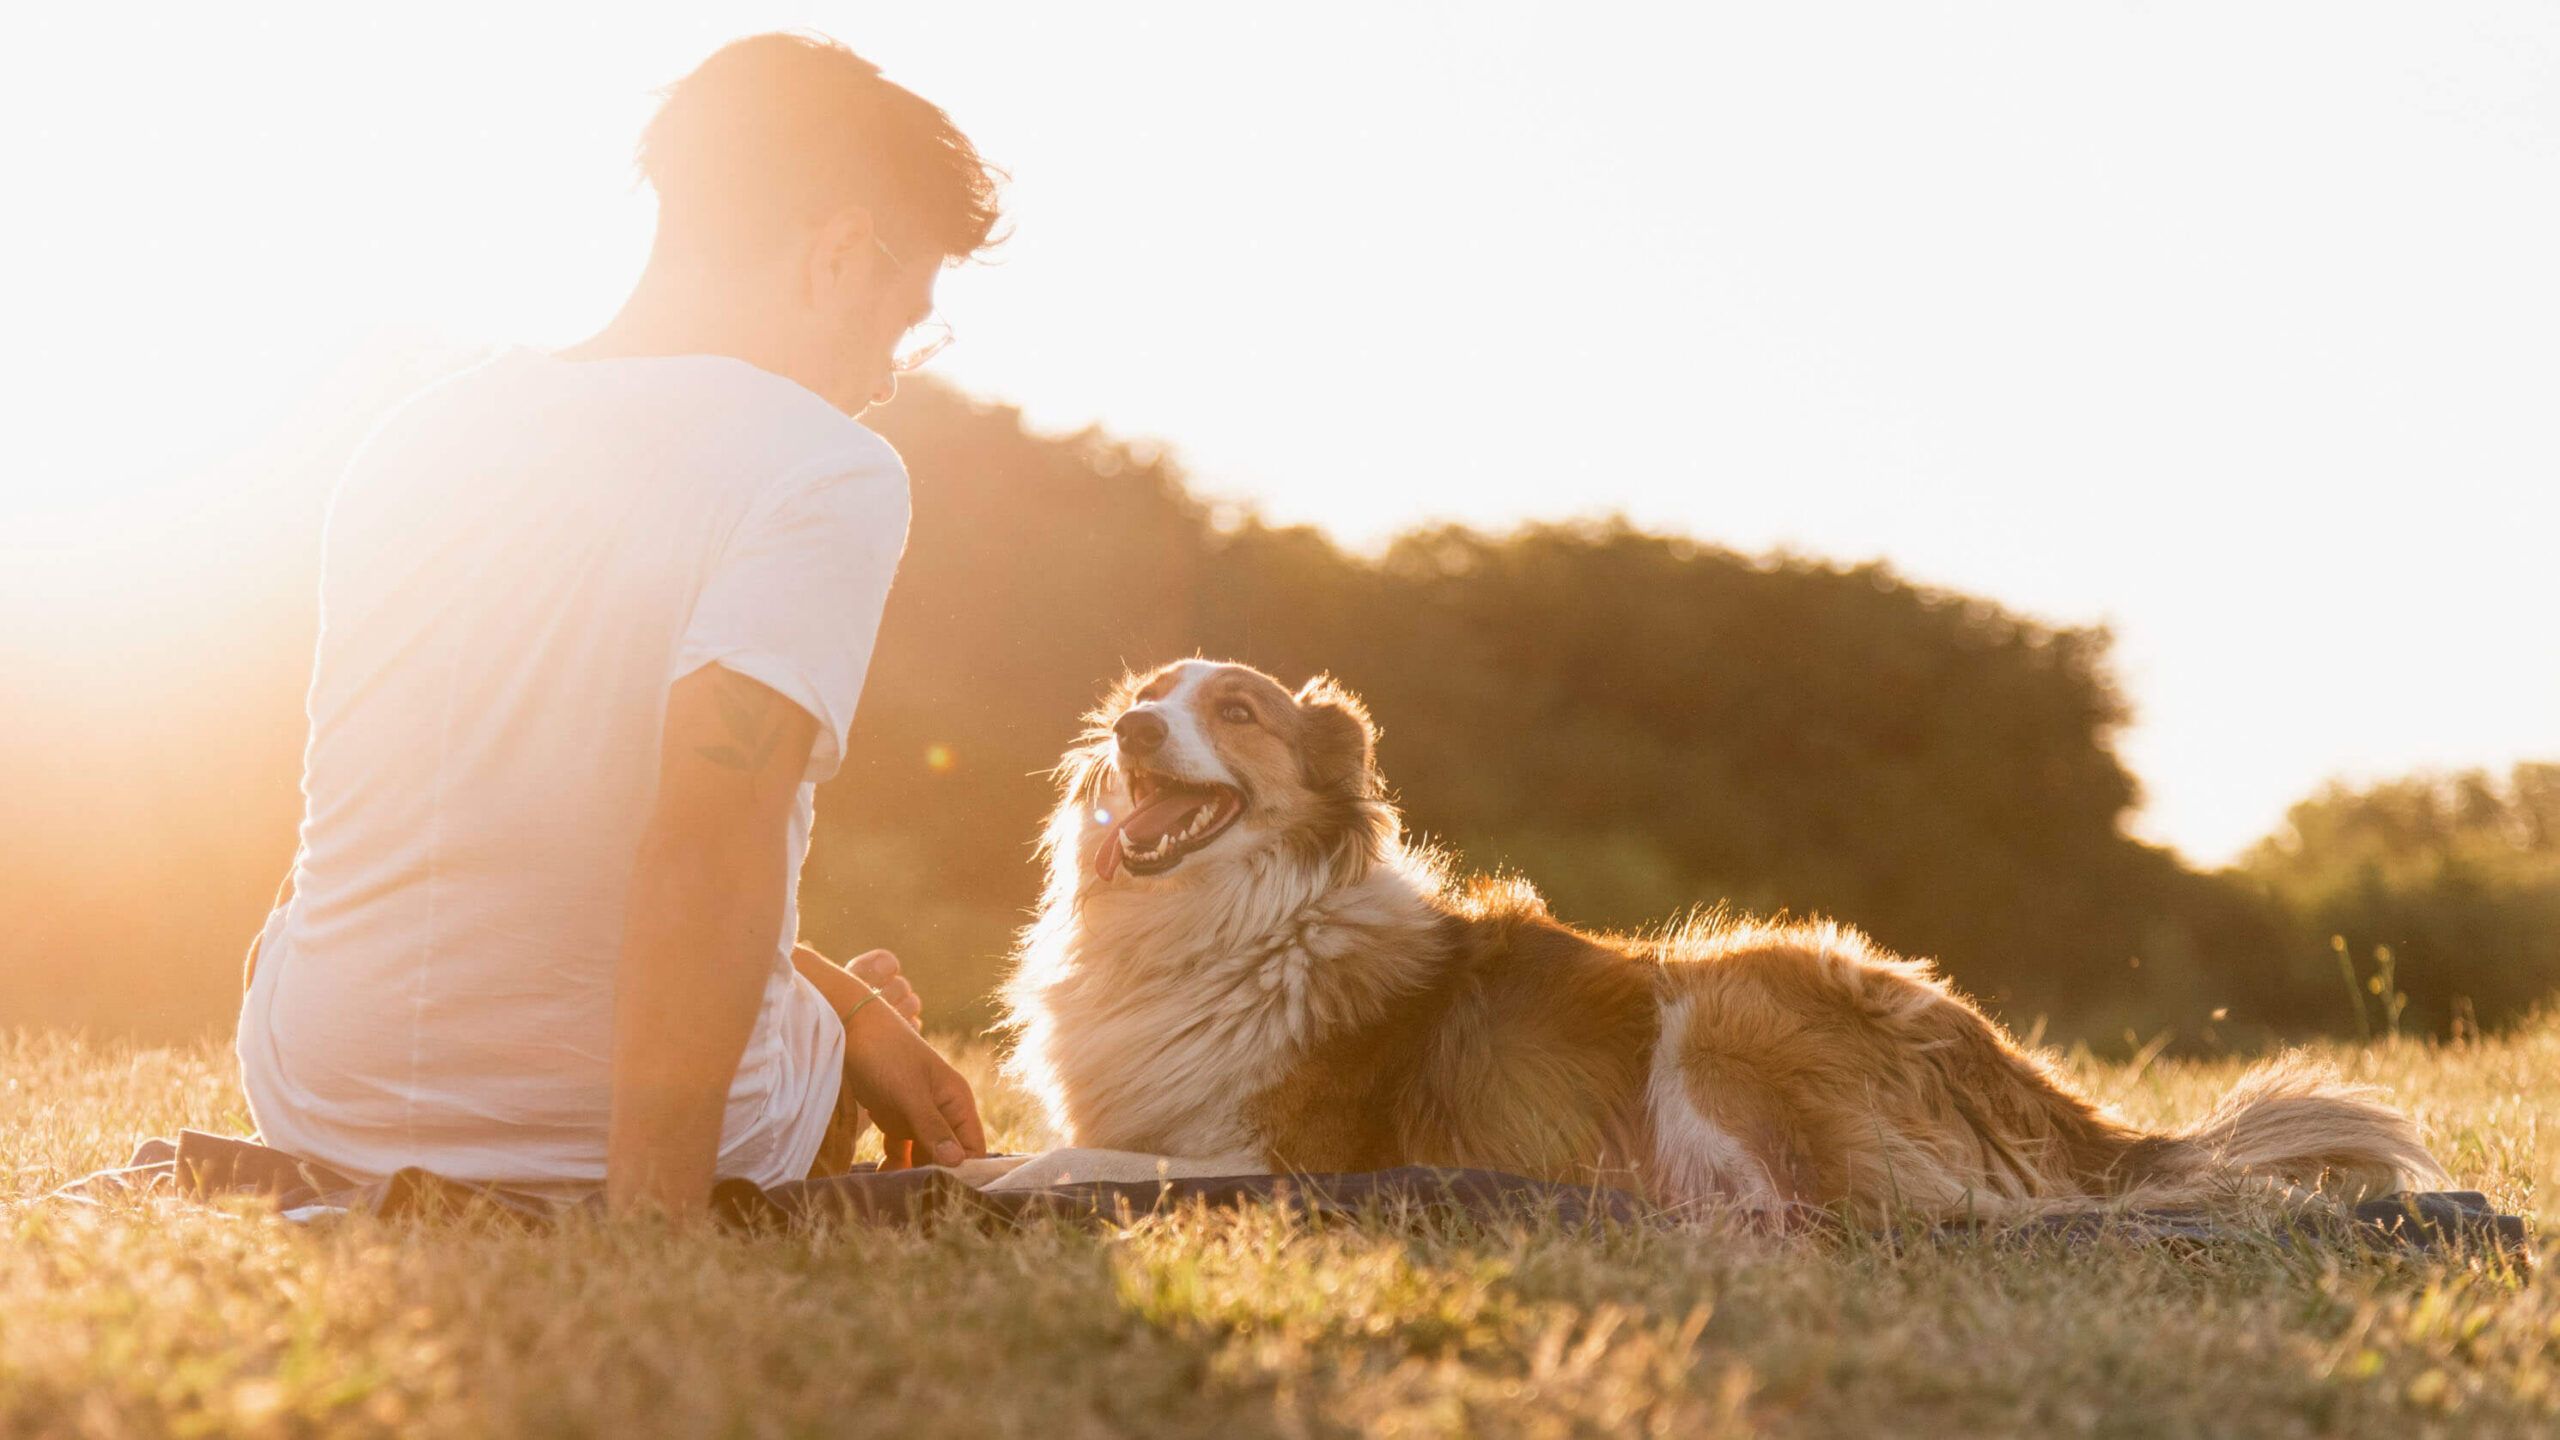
top-left (4, 1), bottom-right (2553, 864)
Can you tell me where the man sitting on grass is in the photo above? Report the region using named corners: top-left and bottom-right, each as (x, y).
top-left (236, 33), bottom-right (998, 1217)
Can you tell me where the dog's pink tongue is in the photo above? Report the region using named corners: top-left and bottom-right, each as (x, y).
top-left (1093, 791), bottom-right (1214, 880)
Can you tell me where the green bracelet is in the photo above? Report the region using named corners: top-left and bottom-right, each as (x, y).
top-left (844, 985), bottom-right (882, 1023)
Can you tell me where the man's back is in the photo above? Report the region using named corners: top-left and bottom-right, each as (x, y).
top-left (239, 351), bottom-right (910, 1187)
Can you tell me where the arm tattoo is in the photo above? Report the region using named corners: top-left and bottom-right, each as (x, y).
top-left (695, 669), bottom-right (790, 773)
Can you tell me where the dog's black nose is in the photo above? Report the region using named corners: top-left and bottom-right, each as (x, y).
top-left (1113, 709), bottom-right (1168, 754)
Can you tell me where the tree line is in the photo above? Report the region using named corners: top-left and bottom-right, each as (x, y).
top-left (5, 365), bottom-right (2549, 1048)
top-left (806, 383), bottom-right (2557, 1048)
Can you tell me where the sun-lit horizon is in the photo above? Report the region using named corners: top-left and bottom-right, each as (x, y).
top-left (5, 1), bottom-right (2555, 867)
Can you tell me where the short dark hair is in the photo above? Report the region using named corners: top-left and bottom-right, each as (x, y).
top-left (639, 33), bottom-right (1004, 264)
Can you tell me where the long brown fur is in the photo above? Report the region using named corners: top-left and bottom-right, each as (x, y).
top-left (1002, 660), bottom-right (2447, 1223)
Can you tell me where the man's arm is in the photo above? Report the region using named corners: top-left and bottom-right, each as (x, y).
top-left (793, 944), bottom-right (922, 1028)
top-left (606, 663), bottom-right (816, 1216)
top-left (790, 943), bottom-right (986, 1170)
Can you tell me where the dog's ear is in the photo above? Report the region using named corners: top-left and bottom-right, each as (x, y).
top-left (1294, 676), bottom-right (1378, 792)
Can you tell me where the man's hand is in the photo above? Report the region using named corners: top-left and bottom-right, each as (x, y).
top-left (840, 995), bottom-right (987, 1170)
top-left (244, 868), bottom-right (297, 992)
top-left (844, 947), bottom-right (923, 1027)
top-left (790, 940), bottom-right (985, 1168)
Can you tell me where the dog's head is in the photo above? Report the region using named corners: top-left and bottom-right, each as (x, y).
top-left (1050, 660), bottom-right (1396, 888)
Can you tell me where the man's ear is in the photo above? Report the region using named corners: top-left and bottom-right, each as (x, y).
top-left (1294, 676), bottom-right (1378, 792)
top-left (807, 204), bottom-right (883, 307)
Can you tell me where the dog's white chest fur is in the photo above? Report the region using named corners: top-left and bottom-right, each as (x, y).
top-left (1004, 855), bottom-right (1436, 1159)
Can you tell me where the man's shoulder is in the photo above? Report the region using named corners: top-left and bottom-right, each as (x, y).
top-left (627, 356), bottom-right (909, 497)
top-left (402, 351), bottom-right (905, 485)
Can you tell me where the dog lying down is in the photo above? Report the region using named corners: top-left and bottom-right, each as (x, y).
top-left (997, 660), bottom-right (2449, 1225)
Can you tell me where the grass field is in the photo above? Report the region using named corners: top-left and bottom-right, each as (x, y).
top-left (3, 1023), bottom-right (2553, 1439)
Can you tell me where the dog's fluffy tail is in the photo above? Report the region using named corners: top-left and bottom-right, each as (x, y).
top-left (2114, 1053), bottom-right (2446, 1206)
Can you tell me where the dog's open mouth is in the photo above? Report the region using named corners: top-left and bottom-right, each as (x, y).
top-left (1095, 769), bottom-right (1243, 880)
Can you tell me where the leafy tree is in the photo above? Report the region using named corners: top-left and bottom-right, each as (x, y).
top-left (820, 384), bottom-right (2327, 1041)
top-left (2241, 764), bottom-right (2560, 1034)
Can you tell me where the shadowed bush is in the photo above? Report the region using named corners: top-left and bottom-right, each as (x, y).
top-left (2240, 765), bottom-right (2560, 1037)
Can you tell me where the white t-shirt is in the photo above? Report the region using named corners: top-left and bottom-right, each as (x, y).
top-left (237, 350), bottom-right (909, 1189)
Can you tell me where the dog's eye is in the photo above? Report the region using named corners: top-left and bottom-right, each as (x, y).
top-left (1218, 702), bottom-right (1255, 725)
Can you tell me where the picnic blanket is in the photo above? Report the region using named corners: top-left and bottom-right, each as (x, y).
top-left (46, 1130), bottom-right (2538, 1266)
